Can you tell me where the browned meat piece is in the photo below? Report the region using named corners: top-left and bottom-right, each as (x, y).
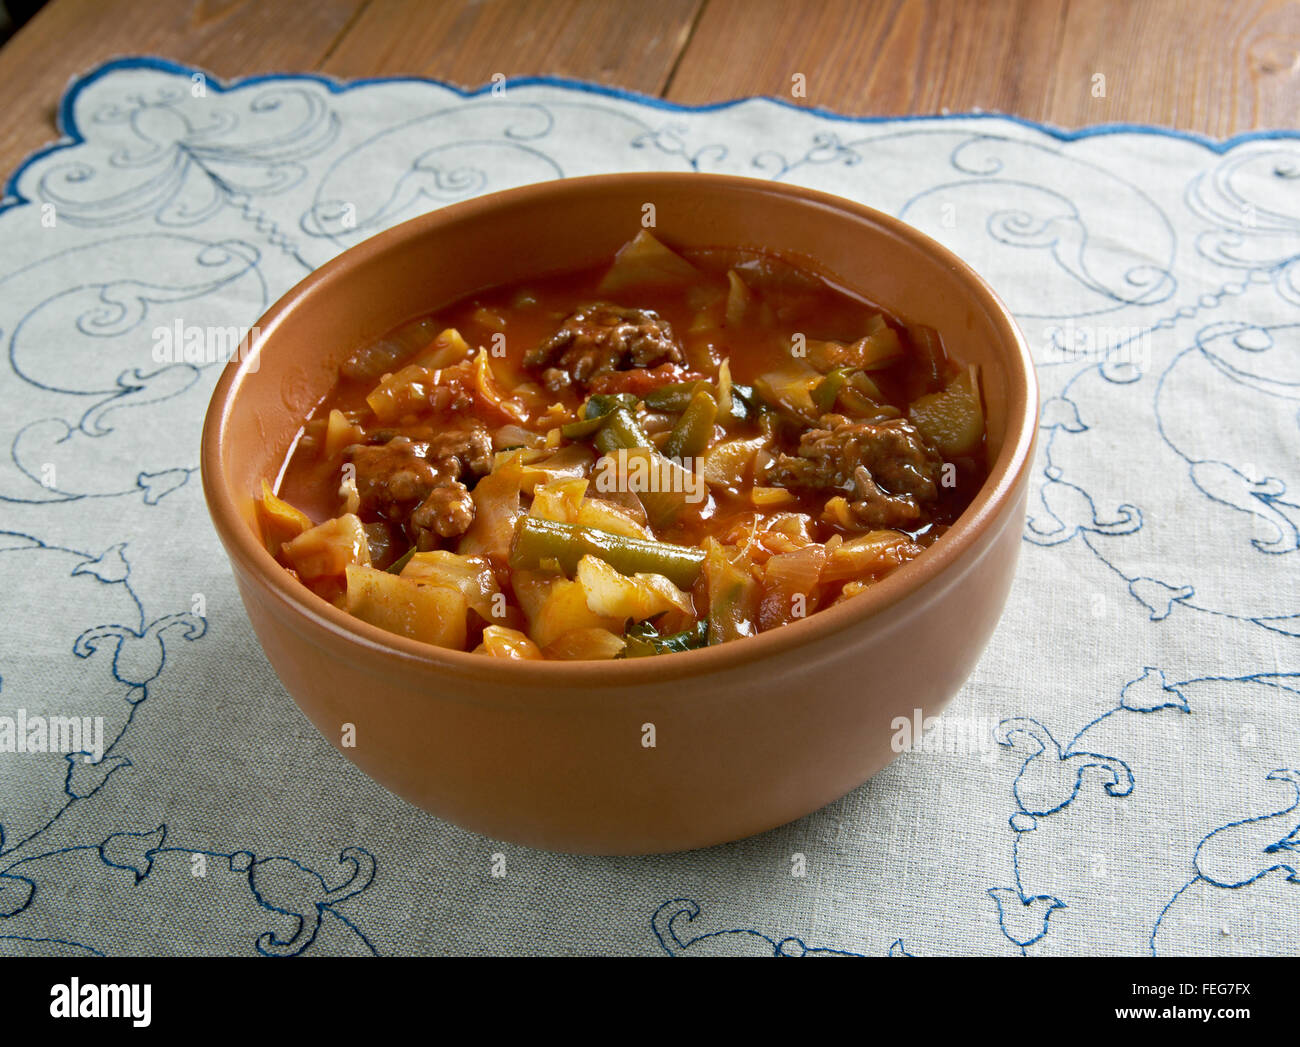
top-left (845, 466), bottom-right (923, 530)
top-left (524, 303), bottom-right (683, 390)
top-left (424, 426), bottom-right (493, 478)
top-left (409, 483), bottom-right (475, 548)
top-left (344, 424), bottom-right (493, 546)
top-left (346, 437), bottom-right (442, 521)
top-left (763, 413), bottom-right (943, 531)
top-left (541, 367), bottom-right (572, 392)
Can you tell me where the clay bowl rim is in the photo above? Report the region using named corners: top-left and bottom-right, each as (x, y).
top-left (201, 172), bottom-right (1038, 687)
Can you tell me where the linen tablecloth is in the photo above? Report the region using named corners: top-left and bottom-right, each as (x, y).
top-left (1, 57), bottom-right (1297, 956)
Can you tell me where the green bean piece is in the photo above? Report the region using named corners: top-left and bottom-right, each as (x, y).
top-left (847, 370), bottom-right (884, 401)
top-left (715, 381), bottom-right (757, 427)
top-left (560, 415), bottom-right (606, 440)
top-left (589, 407), bottom-right (686, 528)
top-left (642, 382), bottom-right (698, 412)
top-left (812, 367), bottom-right (851, 412)
top-left (561, 394), bottom-right (640, 440)
top-left (662, 387), bottom-right (718, 460)
top-left (584, 393), bottom-right (637, 420)
top-left (837, 371), bottom-right (893, 417)
top-left (592, 407), bottom-right (654, 454)
top-left (509, 516), bottom-right (705, 589)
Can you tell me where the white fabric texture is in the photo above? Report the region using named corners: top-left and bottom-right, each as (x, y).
top-left (0, 58), bottom-right (1297, 957)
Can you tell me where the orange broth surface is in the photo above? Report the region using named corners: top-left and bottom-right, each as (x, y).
top-left (263, 235), bottom-right (989, 660)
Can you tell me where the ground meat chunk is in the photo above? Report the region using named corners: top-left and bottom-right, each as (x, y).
top-left (409, 483), bottom-right (475, 546)
top-left (422, 426), bottom-right (494, 478)
top-left (763, 413), bottom-right (944, 531)
top-left (845, 466), bottom-right (925, 530)
top-left (343, 424), bottom-right (493, 547)
top-left (524, 303), bottom-right (683, 391)
top-left (346, 437), bottom-right (440, 522)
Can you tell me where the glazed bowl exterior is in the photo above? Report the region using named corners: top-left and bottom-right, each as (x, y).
top-left (201, 173), bottom-right (1038, 855)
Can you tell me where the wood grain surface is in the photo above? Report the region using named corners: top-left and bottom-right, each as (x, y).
top-left (0, 0), bottom-right (1295, 174)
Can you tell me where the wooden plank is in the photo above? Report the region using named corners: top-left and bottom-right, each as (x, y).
top-left (0, 0), bottom-right (369, 173)
top-left (0, 0), bottom-right (1293, 179)
top-left (665, 0), bottom-right (1069, 121)
top-left (320, 0), bottom-right (704, 95)
top-left (1044, 0), bottom-right (1300, 137)
top-left (666, 0), bottom-right (1300, 136)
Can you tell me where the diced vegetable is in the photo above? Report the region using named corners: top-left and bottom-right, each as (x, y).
top-left (414, 327), bottom-right (473, 368)
top-left (724, 269), bottom-right (757, 327)
top-left (493, 424), bottom-right (544, 451)
top-left (401, 549), bottom-right (502, 622)
top-left (822, 530), bottom-right (922, 583)
top-left (907, 323), bottom-right (949, 389)
top-left (530, 476), bottom-right (590, 524)
top-left (471, 348), bottom-right (529, 424)
top-left (576, 497), bottom-right (655, 539)
top-left (362, 522), bottom-right (400, 568)
top-left (338, 470), bottom-right (361, 515)
top-left (476, 625), bottom-right (544, 659)
top-left (822, 496), bottom-right (853, 529)
top-left (457, 452), bottom-right (525, 562)
top-left (752, 486), bottom-right (796, 507)
top-left (758, 543), bottom-right (827, 631)
top-left (257, 479), bottom-right (312, 554)
top-left (517, 443), bottom-right (595, 493)
top-left (702, 435), bottom-right (768, 487)
top-left (754, 512), bottom-right (816, 555)
top-left (807, 315), bottom-right (903, 372)
top-left (727, 382), bottom-right (759, 423)
top-left (575, 554), bottom-right (692, 623)
top-left (701, 538), bottom-right (759, 644)
top-left (365, 364), bottom-right (434, 423)
top-left (594, 444), bottom-right (696, 531)
top-left (835, 579), bottom-right (872, 603)
top-left (560, 416), bottom-right (608, 440)
top-left (542, 627), bottom-right (627, 661)
top-left (527, 576), bottom-right (622, 648)
top-left (598, 229), bottom-right (700, 293)
top-left (344, 564), bottom-right (467, 649)
top-left (324, 409), bottom-right (365, 458)
top-left (510, 517), bottom-right (705, 589)
top-left (509, 569), bottom-right (553, 624)
top-left (835, 371), bottom-right (889, 416)
top-left (281, 514), bottom-right (370, 580)
top-left (908, 365), bottom-right (984, 458)
top-left (642, 381), bottom-right (698, 412)
top-left (526, 474), bottom-right (652, 539)
top-left (753, 359), bottom-right (823, 422)
top-left (716, 358), bottom-right (734, 417)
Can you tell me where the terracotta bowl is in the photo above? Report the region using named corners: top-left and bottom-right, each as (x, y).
top-left (201, 173), bottom-right (1037, 855)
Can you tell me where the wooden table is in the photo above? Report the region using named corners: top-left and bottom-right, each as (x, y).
top-left (0, 0), bottom-right (1296, 173)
